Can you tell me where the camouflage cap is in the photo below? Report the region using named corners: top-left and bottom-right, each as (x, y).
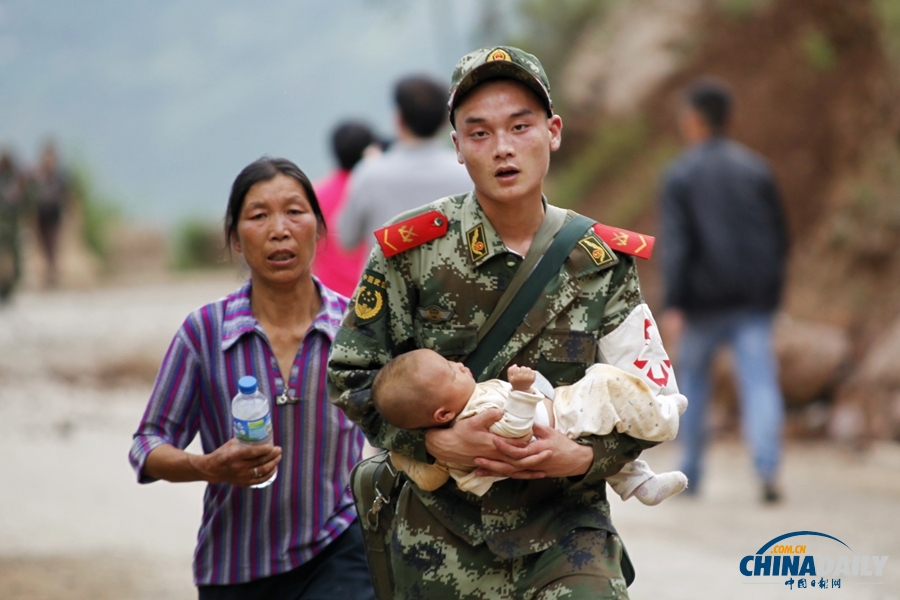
top-left (448, 46), bottom-right (553, 126)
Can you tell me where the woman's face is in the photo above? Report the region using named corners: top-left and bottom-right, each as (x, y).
top-left (233, 173), bottom-right (320, 287)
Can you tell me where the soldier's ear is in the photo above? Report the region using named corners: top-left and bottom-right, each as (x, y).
top-left (548, 115), bottom-right (563, 152)
top-left (451, 131), bottom-right (464, 164)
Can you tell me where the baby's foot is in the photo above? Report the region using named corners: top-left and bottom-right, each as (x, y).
top-left (633, 471), bottom-right (688, 506)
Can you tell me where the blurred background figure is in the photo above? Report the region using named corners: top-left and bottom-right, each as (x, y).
top-left (0, 150), bottom-right (25, 303)
top-left (311, 120), bottom-right (381, 298)
top-left (338, 74), bottom-right (471, 254)
top-left (31, 140), bottom-right (73, 288)
top-left (658, 78), bottom-right (790, 503)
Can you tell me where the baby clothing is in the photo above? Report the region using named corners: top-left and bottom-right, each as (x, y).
top-left (391, 363), bottom-right (688, 498)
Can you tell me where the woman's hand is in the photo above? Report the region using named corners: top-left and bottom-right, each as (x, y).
top-left (144, 439), bottom-right (282, 487)
top-left (193, 438), bottom-right (282, 486)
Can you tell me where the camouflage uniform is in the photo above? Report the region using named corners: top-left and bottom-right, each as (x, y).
top-left (0, 164), bottom-right (23, 302)
top-left (328, 192), bottom-right (656, 599)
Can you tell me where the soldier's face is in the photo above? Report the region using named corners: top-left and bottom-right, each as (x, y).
top-left (232, 173), bottom-right (321, 287)
top-left (452, 80), bottom-right (562, 209)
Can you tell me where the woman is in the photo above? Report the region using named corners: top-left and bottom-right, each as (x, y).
top-left (129, 157), bottom-right (374, 599)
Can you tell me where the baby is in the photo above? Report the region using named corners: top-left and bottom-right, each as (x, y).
top-left (372, 348), bottom-right (688, 504)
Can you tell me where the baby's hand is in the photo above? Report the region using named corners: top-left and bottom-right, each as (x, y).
top-left (507, 364), bottom-right (536, 392)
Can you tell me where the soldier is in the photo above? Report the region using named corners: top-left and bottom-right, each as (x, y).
top-left (32, 141), bottom-right (72, 288)
top-left (328, 47), bottom-right (683, 599)
top-left (0, 151), bottom-right (25, 303)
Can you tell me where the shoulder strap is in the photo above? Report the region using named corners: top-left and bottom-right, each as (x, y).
top-left (373, 210), bottom-right (449, 258)
top-left (464, 212), bottom-right (594, 380)
top-left (591, 222), bottom-right (655, 260)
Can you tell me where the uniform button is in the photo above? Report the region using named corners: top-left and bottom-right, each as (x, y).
top-left (506, 258), bottom-right (517, 268)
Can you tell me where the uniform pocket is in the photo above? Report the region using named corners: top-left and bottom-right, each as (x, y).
top-left (539, 329), bottom-right (597, 362)
top-left (414, 323), bottom-right (478, 360)
top-left (537, 329), bottom-right (597, 385)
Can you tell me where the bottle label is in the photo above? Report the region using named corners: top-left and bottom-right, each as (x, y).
top-left (233, 413), bottom-right (272, 443)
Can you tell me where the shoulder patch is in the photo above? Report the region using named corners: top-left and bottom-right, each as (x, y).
top-left (577, 231), bottom-right (615, 267)
top-left (592, 223), bottom-right (655, 260)
top-left (374, 210), bottom-right (449, 258)
top-left (354, 270), bottom-right (387, 324)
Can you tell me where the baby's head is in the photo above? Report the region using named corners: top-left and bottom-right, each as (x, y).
top-left (372, 348), bottom-right (477, 430)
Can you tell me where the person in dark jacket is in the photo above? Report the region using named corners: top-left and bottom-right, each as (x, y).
top-left (659, 78), bottom-right (789, 503)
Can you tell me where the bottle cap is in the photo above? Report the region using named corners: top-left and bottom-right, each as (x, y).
top-left (238, 375), bottom-right (258, 395)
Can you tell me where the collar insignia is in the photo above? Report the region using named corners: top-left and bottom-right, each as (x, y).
top-left (578, 232), bottom-right (615, 267)
top-left (466, 223), bottom-right (489, 263)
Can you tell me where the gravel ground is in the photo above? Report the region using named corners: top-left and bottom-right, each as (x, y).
top-left (1, 273), bottom-right (897, 599)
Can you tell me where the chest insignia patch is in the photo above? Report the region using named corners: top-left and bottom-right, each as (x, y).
top-left (466, 223), bottom-right (489, 263)
top-left (354, 271), bottom-right (387, 324)
top-left (577, 232), bottom-right (615, 267)
top-left (417, 305), bottom-right (454, 324)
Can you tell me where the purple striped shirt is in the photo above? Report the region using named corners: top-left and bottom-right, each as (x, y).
top-left (129, 278), bottom-right (362, 585)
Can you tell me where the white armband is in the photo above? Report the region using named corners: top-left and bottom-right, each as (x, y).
top-left (597, 303), bottom-right (679, 396)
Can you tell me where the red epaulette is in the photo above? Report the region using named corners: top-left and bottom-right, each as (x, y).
top-left (592, 223), bottom-right (655, 260)
top-left (373, 210), bottom-right (449, 258)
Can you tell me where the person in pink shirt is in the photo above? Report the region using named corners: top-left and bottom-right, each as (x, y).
top-left (312, 121), bottom-right (380, 297)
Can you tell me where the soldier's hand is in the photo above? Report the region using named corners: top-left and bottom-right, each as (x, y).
top-left (473, 424), bottom-right (592, 479)
top-left (425, 408), bottom-right (517, 467)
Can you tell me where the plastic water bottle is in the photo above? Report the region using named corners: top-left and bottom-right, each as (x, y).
top-left (232, 375), bottom-right (277, 489)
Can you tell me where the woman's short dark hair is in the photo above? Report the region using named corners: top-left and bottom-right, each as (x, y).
top-left (224, 157), bottom-right (326, 247)
top-left (686, 78), bottom-right (733, 134)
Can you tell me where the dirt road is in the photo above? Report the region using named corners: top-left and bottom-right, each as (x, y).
top-left (1, 274), bottom-right (897, 599)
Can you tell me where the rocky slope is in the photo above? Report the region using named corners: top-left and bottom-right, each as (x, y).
top-left (547, 0), bottom-right (900, 442)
